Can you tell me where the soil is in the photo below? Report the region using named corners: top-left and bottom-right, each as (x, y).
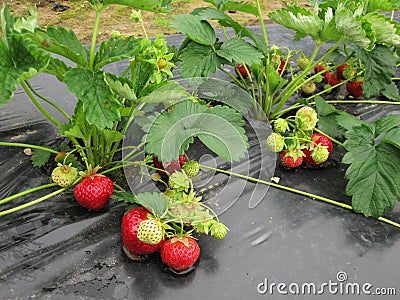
top-left (2, 0), bottom-right (309, 44)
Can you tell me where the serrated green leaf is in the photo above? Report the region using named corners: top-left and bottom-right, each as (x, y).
top-left (129, 61), bottom-right (155, 98)
top-left (0, 39), bottom-right (20, 104)
top-left (112, 191), bottom-right (139, 204)
top-left (363, 13), bottom-right (400, 46)
top-left (195, 7), bottom-right (233, 21)
top-left (319, 7), bottom-right (343, 42)
top-left (142, 81), bottom-right (191, 104)
top-left (105, 73), bottom-right (136, 101)
top-left (1, 6), bottom-right (15, 42)
top-left (171, 14), bottom-right (216, 46)
top-left (145, 100), bottom-right (248, 162)
top-left (367, 0), bottom-right (400, 12)
top-left (135, 192), bottom-right (168, 216)
top-left (268, 6), bottom-right (323, 41)
top-left (216, 39), bottom-right (263, 65)
top-left (382, 127), bottom-right (400, 150)
top-left (220, 1), bottom-right (258, 15)
top-left (335, 110), bottom-right (367, 132)
top-left (335, 8), bottom-right (370, 48)
top-left (178, 41), bottom-right (221, 78)
top-left (344, 142), bottom-right (400, 217)
top-left (64, 69), bottom-right (121, 129)
top-left (342, 122), bottom-right (400, 217)
top-left (381, 82), bottom-right (400, 101)
top-left (44, 57), bottom-right (70, 81)
top-left (94, 36), bottom-right (141, 70)
top-left (197, 78), bottom-right (252, 115)
top-left (25, 26), bottom-right (89, 67)
top-left (61, 103), bottom-right (91, 140)
top-left (356, 45), bottom-right (396, 98)
top-left (0, 33), bottom-right (49, 104)
top-left (31, 149), bottom-right (51, 167)
top-left (375, 114), bottom-right (400, 135)
top-left (13, 7), bottom-right (38, 33)
top-left (103, 0), bottom-right (171, 12)
top-left (314, 97), bottom-right (346, 139)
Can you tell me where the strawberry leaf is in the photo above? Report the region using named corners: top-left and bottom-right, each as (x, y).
top-left (178, 41), bottom-right (221, 78)
top-left (355, 45), bottom-right (396, 98)
top-left (171, 14), bottom-right (216, 46)
top-left (25, 26), bottom-right (89, 67)
top-left (375, 114), bottom-right (400, 134)
top-left (216, 39), bottom-right (263, 65)
top-left (268, 6), bottom-right (323, 42)
top-left (381, 82), bottom-right (400, 101)
top-left (31, 149), bottom-right (52, 168)
top-left (342, 123), bottom-right (400, 217)
top-left (362, 13), bottom-right (400, 47)
top-left (367, 0), bottom-right (400, 12)
top-left (335, 8), bottom-right (370, 48)
top-left (94, 36), bottom-right (142, 70)
top-left (382, 128), bottom-right (400, 150)
top-left (135, 192), bottom-right (169, 216)
top-left (105, 73), bottom-right (136, 102)
top-left (64, 69), bottom-right (121, 129)
top-left (144, 100), bottom-right (248, 162)
top-left (219, 1), bottom-right (258, 15)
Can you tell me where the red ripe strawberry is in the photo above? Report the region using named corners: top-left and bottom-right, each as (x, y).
top-left (323, 72), bottom-right (342, 86)
top-left (303, 133), bottom-right (333, 166)
top-left (178, 155), bottom-right (187, 166)
top-left (73, 172), bottom-right (114, 210)
top-left (121, 206), bottom-right (164, 255)
top-left (235, 64), bottom-right (251, 78)
top-left (277, 57), bottom-right (288, 75)
top-left (346, 79), bottom-right (364, 98)
top-left (336, 63), bottom-right (349, 80)
top-left (314, 63), bottom-right (327, 75)
top-left (161, 236), bottom-right (200, 271)
top-left (280, 151), bottom-right (303, 168)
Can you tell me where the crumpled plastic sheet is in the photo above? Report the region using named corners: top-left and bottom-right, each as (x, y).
top-left (1, 20), bottom-right (400, 300)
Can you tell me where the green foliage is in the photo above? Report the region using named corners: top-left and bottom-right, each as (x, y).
top-left (144, 100), bottom-right (248, 162)
top-left (171, 14), bottom-right (216, 46)
top-left (216, 39), bottom-right (263, 65)
top-left (31, 149), bottom-right (52, 168)
top-left (342, 122), bottom-right (400, 218)
top-left (64, 69), bottom-right (121, 129)
top-left (135, 192), bottom-right (169, 216)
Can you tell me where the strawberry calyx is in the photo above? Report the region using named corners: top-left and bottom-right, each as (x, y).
top-left (79, 165), bottom-right (105, 179)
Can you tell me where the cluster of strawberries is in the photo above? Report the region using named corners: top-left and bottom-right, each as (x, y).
top-left (266, 107), bottom-right (333, 168)
top-left (50, 153), bottom-right (227, 272)
top-left (298, 55), bottom-right (364, 98)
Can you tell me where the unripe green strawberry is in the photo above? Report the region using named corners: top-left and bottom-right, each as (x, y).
top-left (51, 164), bottom-right (78, 187)
top-left (297, 55), bottom-right (310, 71)
top-left (137, 219), bottom-right (164, 245)
top-left (311, 144), bottom-right (330, 163)
top-left (295, 106), bottom-right (318, 131)
top-left (210, 222), bottom-right (229, 240)
top-left (274, 118), bottom-right (289, 133)
top-left (182, 160), bottom-right (200, 177)
top-left (342, 66), bottom-right (356, 80)
top-left (266, 132), bottom-right (285, 152)
top-left (301, 81), bottom-right (316, 94)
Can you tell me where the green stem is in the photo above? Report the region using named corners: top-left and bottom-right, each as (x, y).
top-left (0, 183), bottom-right (57, 205)
top-left (0, 142), bottom-right (59, 154)
top-left (20, 81), bottom-right (61, 128)
top-left (0, 186), bottom-right (67, 217)
top-left (317, 100), bottom-right (400, 105)
top-left (25, 81), bottom-right (70, 121)
top-left (89, 7), bottom-right (102, 70)
top-left (199, 164), bottom-right (400, 229)
top-left (256, 0), bottom-right (268, 46)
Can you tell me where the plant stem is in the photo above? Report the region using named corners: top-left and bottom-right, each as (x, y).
top-left (0, 186), bottom-right (67, 217)
top-left (25, 81), bottom-right (70, 121)
top-left (0, 142), bottom-right (59, 154)
top-left (199, 164), bottom-right (400, 229)
top-left (0, 183), bottom-right (57, 205)
top-left (256, 0), bottom-right (268, 46)
top-left (20, 81), bottom-right (62, 128)
top-left (89, 7), bottom-right (102, 70)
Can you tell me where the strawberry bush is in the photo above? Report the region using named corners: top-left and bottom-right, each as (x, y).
top-left (172, 0), bottom-right (400, 219)
top-left (1, 0), bottom-right (400, 274)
